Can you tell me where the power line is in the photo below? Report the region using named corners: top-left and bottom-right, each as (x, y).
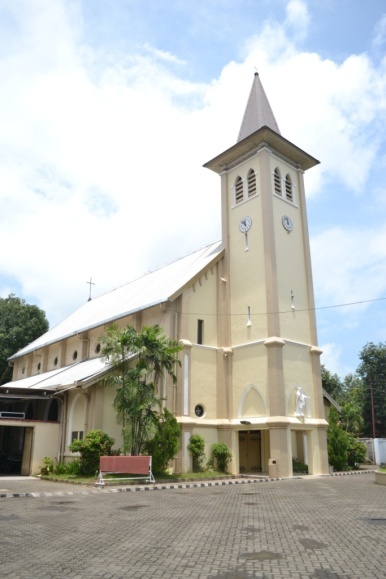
top-left (177, 296), bottom-right (386, 317)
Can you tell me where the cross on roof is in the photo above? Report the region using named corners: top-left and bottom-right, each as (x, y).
top-left (86, 277), bottom-right (95, 301)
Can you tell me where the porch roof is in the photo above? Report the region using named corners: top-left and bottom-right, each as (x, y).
top-left (1, 357), bottom-right (111, 391)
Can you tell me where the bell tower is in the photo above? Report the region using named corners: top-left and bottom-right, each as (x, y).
top-left (204, 73), bottom-right (329, 477)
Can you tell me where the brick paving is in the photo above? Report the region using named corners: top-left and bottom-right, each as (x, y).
top-left (0, 473), bottom-right (385, 578)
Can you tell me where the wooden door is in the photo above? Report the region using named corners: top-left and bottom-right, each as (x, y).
top-left (239, 430), bottom-right (262, 473)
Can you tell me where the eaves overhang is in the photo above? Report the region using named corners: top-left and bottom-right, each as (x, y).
top-left (168, 247), bottom-right (225, 302)
top-left (203, 126), bottom-right (320, 174)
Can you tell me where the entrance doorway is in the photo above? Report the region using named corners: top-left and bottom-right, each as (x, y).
top-left (239, 430), bottom-right (262, 473)
top-left (0, 426), bottom-right (27, 475)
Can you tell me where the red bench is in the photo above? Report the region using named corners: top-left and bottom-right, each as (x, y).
top-left (95, 455), bottom-right (155, 487)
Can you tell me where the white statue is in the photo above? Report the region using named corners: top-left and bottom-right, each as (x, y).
top-left (295, 386), bottom-right (310, 417)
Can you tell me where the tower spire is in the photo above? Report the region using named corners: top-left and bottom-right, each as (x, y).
top-left (237, 72), bottom-right (281, 142)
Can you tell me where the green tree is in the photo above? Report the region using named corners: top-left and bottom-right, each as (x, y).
top-left (101, 324), bottom-right (182, 455)
top-left (327, 408), bottom-right (349, 470)
top-left (340, 401), bottom-right (364, 435)
top-left (321, 365), bottom-right (345, 404)
top-left (145, 408), bottom-right (181, 474)
top-left (0, 294), bottom-right (49, 384)
top-left (356, 342), bottom-right (386, 437)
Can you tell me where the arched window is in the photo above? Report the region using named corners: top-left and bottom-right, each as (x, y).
top-left (247, 169), bottom-right (256, 198)
top-left (235, 176), bottom-right (244, 204)
top-left (285, 174), bottom-right (293, 201)
top-left (274, 168), bottom-right (281, 195)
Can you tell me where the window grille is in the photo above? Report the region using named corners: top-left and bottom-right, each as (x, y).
top-left (285, 174), bottom-right (293, 201)
top-left (235, 176), bottom-right (244, 204)
top-left (274, 168), bottom-right (281, 195)
top-left (247, 169), bottom-right (256, 197)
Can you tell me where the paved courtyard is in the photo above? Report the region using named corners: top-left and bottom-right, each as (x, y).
top-left (0, 473), bottom-right (385, 578)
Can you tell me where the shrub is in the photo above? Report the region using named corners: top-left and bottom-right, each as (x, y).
top-left (210, 442), bottom-right (232, 473)
top-left (187, 434), bottom-right (205, 472)
top-left (145, 408), bottom-right (181, 474)
top-left (292, 458), bottom-right (308, 473)
top-left (53, 461), bottom-right (68, 475)
top-left (69, 429), bottom-right (115, 476)
top-left (40, 456), bottom-right (54, 475)
top-left (346, 436), bottom-right (367, 467)
top-left (54, 459), bottom-right (80, 476)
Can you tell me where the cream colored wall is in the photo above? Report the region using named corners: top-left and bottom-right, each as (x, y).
top-left (12, 358), bottom-right (25, 380)
top-left (189, 346), bottom-right (217, 418)
top-left (99, 384), bottom-right (122, 447)
top-left (227, 159), bottom-right (268, 345)
top-left (88, 327), bottom-right (105, 358)
top-left (66, 390), bottom-right (87, 450)
top-left (192, 426), bottom-right (219, 466)
top-left (282, 342), bottom-right (315, 417)
top-left (46, 343), bottom-right (61, 371)
top-left (185, 270), bottom-right (218, 346)
top-left (64, 336), bottom-right (83, 366)
top-left (65, 385), bottom-right (123, 456)
top-left (232, 343), bottom-right (267, 417)
top-left (271, 157), bottom-right (312, 345)
top-left (30, 422), bottom-right (60, 474)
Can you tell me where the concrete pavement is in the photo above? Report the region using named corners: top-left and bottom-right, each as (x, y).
top-left (0, 472), bottom-right (385, 578)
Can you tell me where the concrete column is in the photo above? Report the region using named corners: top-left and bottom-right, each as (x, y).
top-left (308, 426), bottom-right (329, 475)
top-left (264, 337), bottom-right (286, 416)
top-left (268, 423), bottom-right (292, 478)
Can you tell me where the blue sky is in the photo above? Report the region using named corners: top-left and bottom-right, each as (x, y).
top-left (0, 0), bottom-right (386, 379)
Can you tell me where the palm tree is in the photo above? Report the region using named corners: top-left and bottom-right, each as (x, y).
top-left (341, 402), bottom-right (364, 435)
top-left (101, 325), bottom-right (182, 455)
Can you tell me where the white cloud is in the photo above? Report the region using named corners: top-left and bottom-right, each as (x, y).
top-left (0, 0), bottom-right (386, 347)
top-left (320, 342), bottom-right (344, 377)
top-left (285, 0), bottom-right (310, 41)
top-left (372, 14), bottom-right (386, 48)
top-left (311, 226), bottom-right (386, 327)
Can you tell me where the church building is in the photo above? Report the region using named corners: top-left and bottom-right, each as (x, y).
top-left (0, 74), bottom-right (329, 478)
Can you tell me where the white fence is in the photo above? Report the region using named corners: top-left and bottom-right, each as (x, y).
top-left (374, 439), bottom-right (386, 466)
top-left (358, 438), bottom-right (386, 465)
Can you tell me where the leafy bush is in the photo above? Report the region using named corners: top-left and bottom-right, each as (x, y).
top-left (40, 456), bottom-right (54, 475)
top-left (187, 434), bottom-right (205, 472)
top-left (346, 436), bottom-right (367, 467)
top-left (210, 443), bottom-right (232, 473)
top-left (54, 459), bottom-right (80, 476)
top-left (145, 408), bottom-right (181, 474)
top-left (292, 458), bottom-right (308, 473)
top-left (69, 429), bottom-right (115, 475)
top-left (53, 461), bottom-right (68, 475)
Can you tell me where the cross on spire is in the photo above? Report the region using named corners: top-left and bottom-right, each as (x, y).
top-left (86, 277), bottom-right (95, 301)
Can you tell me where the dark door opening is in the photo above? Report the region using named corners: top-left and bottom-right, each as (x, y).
top-left (0, 425), bottom-right (26, 475)
top-left (239, 430), bottom-right (262, 473)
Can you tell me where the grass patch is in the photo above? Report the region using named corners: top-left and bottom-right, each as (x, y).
top-left (40, 471), bottom-right (232, 485)
top-left (40, 474), bottom-right (97, 484)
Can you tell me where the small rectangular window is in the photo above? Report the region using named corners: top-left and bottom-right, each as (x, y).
top-left (197, 320), bottom-right (204, 345)
top-left (71, 431), bottom-right (84, 442)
